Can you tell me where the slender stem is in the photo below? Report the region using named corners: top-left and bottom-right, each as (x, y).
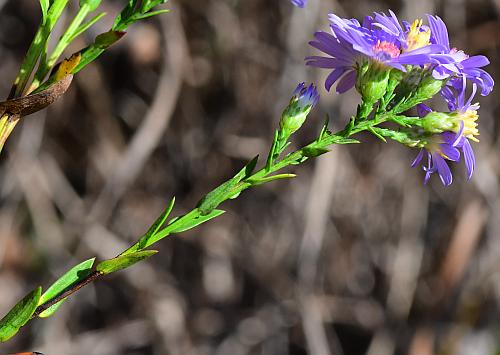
top-left (29, 4), bottom-right (91, 94)
top-left (32, 271), bottom-right (101, 318)
top-left (31, 113), bottom-right (393, 317)
top-left (9, 0), bottom-right (69, 98)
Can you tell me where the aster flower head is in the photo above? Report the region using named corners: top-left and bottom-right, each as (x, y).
top-left (290, 0), bottom-right (307, 8)
top-left (412, 78), bottom-right (478, 185)
top-left (306, 11), bottom-right (444, 93)
top-left (441, 77), bottom-right (480, 141)
top-left (411, 131), bottom-right (462, 186)
top-left (280, 83), bottom-right (319, 136)
top-left (427, 15), bottom-right (494, 96)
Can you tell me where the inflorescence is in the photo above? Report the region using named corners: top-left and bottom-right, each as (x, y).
top-left (302, 10), bottom-right (493, 186)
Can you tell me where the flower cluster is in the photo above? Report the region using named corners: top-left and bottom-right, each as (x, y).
top-left (305, 11), bottom-right (493, 186)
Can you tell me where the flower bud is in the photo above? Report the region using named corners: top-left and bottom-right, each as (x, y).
top-left (414, 74), bottom-right (444, 102)
top-left (280, 83), bottom-right (319, 137)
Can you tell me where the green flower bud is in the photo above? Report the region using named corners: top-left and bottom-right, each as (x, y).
top-left (280, 83), bottom-right (319, 137)
top-left (414, 74), bottom-right (444, 102)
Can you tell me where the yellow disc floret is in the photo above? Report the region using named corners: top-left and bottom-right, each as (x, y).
top-left (406, 19), bottom-right (431, 52)
top-left (425, 135), bottom-right (450, 159)
top-left (455, 109), bottom-right (480, 142)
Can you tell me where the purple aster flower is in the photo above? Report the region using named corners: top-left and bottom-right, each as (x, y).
top-left (290, 0), bottom-right (307, 8)
top-left (441, 78), bottom-right (479, 177)
top-left (427, 15), bottom-right (494, 96)
top-left (306, 11), bottom-right (444, 93)
top-left (411, 131), bottom-right (461, 186)
top-left (413, 78), bottom-right (478, 184)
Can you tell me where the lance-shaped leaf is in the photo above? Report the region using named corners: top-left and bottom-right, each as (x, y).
top-left (368, 126), bottom-right (387, 142)
top-left (38, 258), bottom-right (95, 305)
top-left (168, 209), bottom-right (226, 234)
top-left (80, 0), bottom-right (101, 11)
top-left (68, 12), bottom-right (107, 43)
top-left (113, 0), bottom-right (169, 31)
top-left (197, 156), bottom-right (258, 215)
top-left (0, 287), bottom-right (42, 342)
top-left (39, 0), bottom-right (50, 23)
top-left (38, 299), bottom-right (66, 318)
top-left (122, 197), bottom-right (176, 255)
top-left (247, 174), bottom-right (296, 186)
top-left (97, 251), bottom-right (158, 275)
top-left (303, 146), bottom-right (330, 158)
top-left (73, 30), bottom-right (126, 74)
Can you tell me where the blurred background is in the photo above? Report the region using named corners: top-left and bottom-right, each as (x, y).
top-left (0, 0), bottom-right (499, 354)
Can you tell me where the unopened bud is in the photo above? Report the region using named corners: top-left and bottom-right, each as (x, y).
top-left (280, 83), bottom-right (319, 137)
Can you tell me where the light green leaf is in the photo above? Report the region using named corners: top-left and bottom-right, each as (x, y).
top-left (97, 251), bottom-right (158, 275)
top-left (68, 12), bottom-right (107, 43)
top-left (0, 287), bottom-right (42, 342)
top-left (133, 9), bottom-right (170, 21)
top-left (80, 0), bottom-right (101, 11)
top-left (197, 157), bottom-right (257, 216)
top-left (39, 0), bottom-right (50, 23)
top-left (368, 127), bottom-right (387, 142)
top-left (332, 137), bottom-right (360, 145)
top-left (169, 209), bottom-right (225, 233)
top-left (303, 146), bottom-right (330, 158)
top-left (73, 30), bottom-right (126, 73)
top-left (39, 258), bottom-right (95, 305)
top-left (247, 174), bottom-right (296, 186)
top-left (38, 298), bottom-right (66, 318)
top-left (136, 197), bottom-right (175, 250)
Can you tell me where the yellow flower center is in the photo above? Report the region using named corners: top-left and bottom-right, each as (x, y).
top-left (425, 136), bottom-right (450, 158)
top-left (406, 19), bottom-right (431, 52)
top-left (455, 109), bottom-right (480, 142)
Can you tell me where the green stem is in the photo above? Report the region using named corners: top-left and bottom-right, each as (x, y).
top-left (29, 4), bottom-right (92, 93)
top-left (9, 0), bottom-right (69, 98)
top-left (29, 111), bottom-right (393, 324)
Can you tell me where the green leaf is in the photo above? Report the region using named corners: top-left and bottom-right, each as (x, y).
top-left (169, 209), bottom-right (225, 233)
top-left (38, 298), bottom-right (66, 318)
top-left (133, 9), bottom-right (170, 21)
top-left (73, 30), bottom-right (126, 73)
top-left (141, 0), bottom-right (167, 13)
top-left (39, 258), bottom-right (95, 305)
top-left (303, 146), bottom-right (330, 158)
top-left (39, 0), bottom-right (50, 23)
top-left (197, 157), bottom-right (257, 216)
top-left (135, 197), bottom-right (175, 251)
top-left (80, 0), bottom-right (101, 11)
top-left (113, 0), bottom-right (137, 31)
top-left (0, 287), bottom-right (42, 342)
top-left (113, 0), bottom-right (168, 31)
top-left (97, 251), bottom-right (158, 275)
top-left (317, 115), bottom-right (330, 142)
top-left (247, 174), bottom-right (296, 185)
top-left (368, 127), bottom-right (387, 142)
top-left (333, 136), bottom-right (360, 145)
top-left (68, 12), bottom-right (107, 43)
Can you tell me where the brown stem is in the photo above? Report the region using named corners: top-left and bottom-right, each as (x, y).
top-left (32, 271), bottom-right (102, 318)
